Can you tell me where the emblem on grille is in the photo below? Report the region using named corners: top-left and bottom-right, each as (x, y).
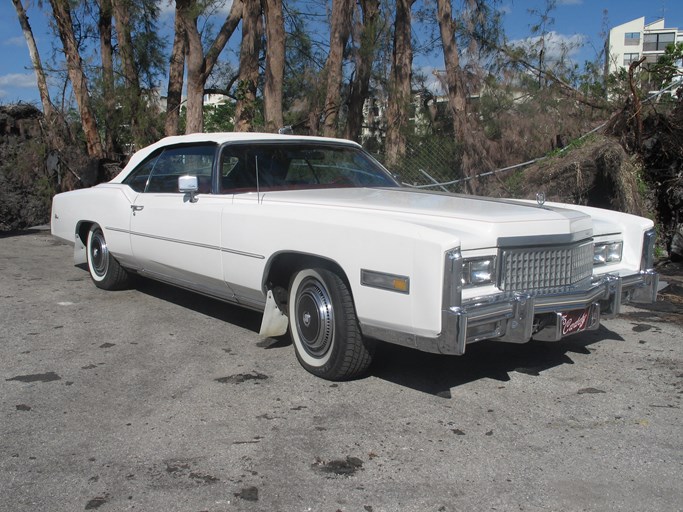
top-left (536, 192), bottom-right (546, 206)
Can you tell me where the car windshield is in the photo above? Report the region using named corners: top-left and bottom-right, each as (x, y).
top-left (219, 143), bottom-right (399, 193)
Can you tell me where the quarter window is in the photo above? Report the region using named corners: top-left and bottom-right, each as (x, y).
top-left (145, 145), bottom-right (216, 193)
top-left (123, 152), bottom-right (160, 192)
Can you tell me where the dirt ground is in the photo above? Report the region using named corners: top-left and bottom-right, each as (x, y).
top-left (1, 230), bottom-right (681, 512)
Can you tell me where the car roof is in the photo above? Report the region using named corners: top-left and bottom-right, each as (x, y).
top-left (110, 132), bottom-right (362, 183)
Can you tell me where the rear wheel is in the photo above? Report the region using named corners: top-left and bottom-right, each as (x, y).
top-left (289, 268), bottom-right (373, 380)
top-left (86, 225), bottom-right (131, 290)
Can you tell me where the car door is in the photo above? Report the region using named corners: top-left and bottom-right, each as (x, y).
top-left (128, 143), bottom-right (235, 300)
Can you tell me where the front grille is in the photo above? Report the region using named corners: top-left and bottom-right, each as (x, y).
top-left (500, 241), bottom-right (593, 294)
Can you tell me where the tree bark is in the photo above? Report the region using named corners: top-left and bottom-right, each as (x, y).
top-left (111, 0), bottom-right (144, 147)
top-left (234, 0), bottom-right (261, 132)
top-left (384, 0), bottom-right (414, 169)
top-left (97, 0), bottom-right (116, 156)
top-left (12, 0), bottom-right (54, 120)
top-left (345, 0), bottom-right (380, 142)
top-left (180, 0), bottom-right (243, 134)
top-left (165, 3), bottom-right (186, 136)
top-left (261, 0), bottom-right (285, 133)
top-left (321, 0), bottom-right (353, 137)
top-left (436, 0), bottom-right (467, 138)
top-left (49, 0), bottom-right (104, 159)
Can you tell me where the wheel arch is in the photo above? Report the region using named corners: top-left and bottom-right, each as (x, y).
top-left (262, 251), bottom-right (353, 297)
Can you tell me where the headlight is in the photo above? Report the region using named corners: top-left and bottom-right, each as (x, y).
top-left (593, 241), bottom-right (623, 266)
top-left (462, 257), bottom-right (496, 287)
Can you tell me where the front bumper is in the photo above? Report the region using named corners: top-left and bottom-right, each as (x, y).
top-left (416, 269), bottom-right (658, 355)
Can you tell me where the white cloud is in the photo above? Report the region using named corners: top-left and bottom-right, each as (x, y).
top-left (510, 31), bottom-right (586, 62)
top-left (4, 36), bottom-right (25, 47)
top-left (157, 0), bottom-right (234, 17)
top-left (498, 4), bottom-right (512, 15)
top-left (0, 89), bottom-right (6, 98)
top-left (0, 73), bottom-right (37, 88)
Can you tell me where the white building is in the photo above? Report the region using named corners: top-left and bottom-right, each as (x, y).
top-left (606, 17), bottom-right (683, 75)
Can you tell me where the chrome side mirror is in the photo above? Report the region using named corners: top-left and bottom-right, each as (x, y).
top-left (178, 175), bottom-right (199, 203)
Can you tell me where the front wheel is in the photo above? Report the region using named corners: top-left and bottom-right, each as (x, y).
top-left (86, 225), bottom-right (131, 290)
top-left (288, 268), bottom-right (373, 380)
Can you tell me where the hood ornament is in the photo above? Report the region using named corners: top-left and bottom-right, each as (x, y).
top-left (536, 192), bottom-right (546, 207)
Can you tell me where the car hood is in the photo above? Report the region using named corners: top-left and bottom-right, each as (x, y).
top-left (261, 187), bottom-right (594, 250)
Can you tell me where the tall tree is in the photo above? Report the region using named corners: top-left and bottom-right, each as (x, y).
top-left (179, 0), bottom-right (243, 134)
top-left (165, 2), bottom-right (187, 136)
top-left (385, 0), bottom-right (415, 169)
top-left (345, 0), bottom-right (381, 142)
top-left (234, 0), bottom-right (261, 132)
top-left (261, 0), bottom-right (285, 132)
top-left (111, 0), bottom-right (144, 146)
top-left (321, 0), bottom-right (354, 137)
top-left (437, 0), bottom-right (496, 193)
top-left (12, 0), bottom-right (55, 121)
top-left (97, 0), bottom-right (116, 157)
top-left (49, 0), bottom-right (104, 159)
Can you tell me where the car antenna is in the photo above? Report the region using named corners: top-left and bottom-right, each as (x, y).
top-left (255, 154), bottom-right (261, 203)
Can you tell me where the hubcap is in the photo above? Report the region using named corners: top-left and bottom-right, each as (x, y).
top-left (295, 277), bottom-right (334, 358)
top-left (90, 231), bottom-right (109, 277)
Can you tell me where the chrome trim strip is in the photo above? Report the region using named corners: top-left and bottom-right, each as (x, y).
top-left (220, 247), bottom-right (266, 260)
top-left (106, 227), bottom-right (265, 259)
top-left (497, 231), bottom-right (593, 247)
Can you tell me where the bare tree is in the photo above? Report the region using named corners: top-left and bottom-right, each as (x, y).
top-left (385, 0), bottom-right (415, 169)
top-left (179, 0), bottom-right (243, 134)
top-left (234, 0), bottom-right (261, 132)
top-left (49, 0), bottom-right (104, 159)
top-left (12, 0), bottom-right (55, 121)
top-left (321, 0), bottom-right (353, 137)
top-left (261, 0), bottom-right (285, 132)
top-left (97, 0), bottom-right (116, 156)
top-left (165, 2), bottom-right (187, 136)
top-left (345, 0), bottom-right (381, 142)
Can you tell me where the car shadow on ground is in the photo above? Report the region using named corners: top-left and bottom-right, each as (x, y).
top-left (124, 276), bottom-right (627, 396)
top-left (369, 326), bottom-right (625, 398)
top-left (132, 277), bottom-right (264, 334)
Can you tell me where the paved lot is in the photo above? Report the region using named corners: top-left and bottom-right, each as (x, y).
top-left (1, 229), bottom-right (682, 512)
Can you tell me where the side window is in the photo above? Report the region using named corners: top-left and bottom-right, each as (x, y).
top-left (145, 145), bottom-right (216, 193)
top-left (123, 152), bottom-right (160, 192)
top-left (219, 147), bottom-right (254, 193)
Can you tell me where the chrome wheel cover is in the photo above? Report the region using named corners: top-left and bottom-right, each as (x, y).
top-left (294, 276), bottom-right (334, 358)
top-left (89, 230), bottom-right (109, 278)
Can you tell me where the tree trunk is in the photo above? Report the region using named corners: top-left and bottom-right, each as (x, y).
top-left (180, 0), bottom-right (243, 134)
top-left (437, 0), bottom-right (490, 194)
top-left (321, 0), bottom-right (353, 137)
top-left (165, 3), bottom-right (186, 137)
top-left (385, 0), bottom-right (414, 169)
top-left (49, 0), bottom-right (104, 159)
top-left (234, 0), bottom-right (261, 132)
top-left (12, 0), bottom-right (54, 120)
top-left (261, 0), bottom-right (285, 133)
top-left (111, 0), bottom-right (144, 147)
top-left (97, 0), bottom-right (116, 157)
top-left (345, 0), bottom-right (380, 142)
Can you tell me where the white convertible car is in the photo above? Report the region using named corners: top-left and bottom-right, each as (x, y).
top-left (51, 133), bottom-right (659, 380)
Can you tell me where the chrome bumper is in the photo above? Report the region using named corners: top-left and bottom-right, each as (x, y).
top-left (414, 269), bottom-right (658, 356)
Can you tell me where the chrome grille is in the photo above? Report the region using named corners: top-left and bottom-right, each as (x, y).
top-left (500, 241), bottom-right (593, 294)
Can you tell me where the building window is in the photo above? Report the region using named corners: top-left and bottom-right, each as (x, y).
top-left (623, 52), bottom-right (640, 66)
top-left (624, 32), bottom-right (640, 45)
top-left (643, 32), bottom-right (676, 52)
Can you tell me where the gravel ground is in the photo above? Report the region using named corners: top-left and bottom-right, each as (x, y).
top-left (1, 229), bottom-right (681, 512)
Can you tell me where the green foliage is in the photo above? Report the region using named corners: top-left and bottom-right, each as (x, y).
top-left (203, 102), bottom-right (235, 132)
top-left (648, 42), bottom-right (683, 87)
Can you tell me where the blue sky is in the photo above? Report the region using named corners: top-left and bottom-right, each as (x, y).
top-left (1, 0), bottom-right (681, 106)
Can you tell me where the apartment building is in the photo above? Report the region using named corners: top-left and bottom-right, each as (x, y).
top-left (606, 17), bottom-right (683, 75)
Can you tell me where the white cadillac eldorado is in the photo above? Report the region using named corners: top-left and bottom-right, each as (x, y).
top-left (51, 133), bottom-right (659, 380)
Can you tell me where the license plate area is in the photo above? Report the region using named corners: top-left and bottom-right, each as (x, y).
top-left (561, 307), bottom-right (591, 336)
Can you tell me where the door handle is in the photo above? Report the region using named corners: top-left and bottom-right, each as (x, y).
top-left (131, 205), bottom-right (144, 215)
